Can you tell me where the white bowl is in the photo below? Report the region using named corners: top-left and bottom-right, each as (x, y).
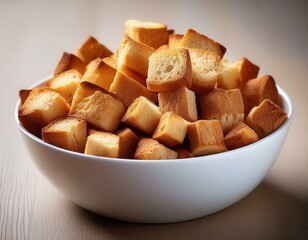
top-left (15, 77), bottom-right (294, 223)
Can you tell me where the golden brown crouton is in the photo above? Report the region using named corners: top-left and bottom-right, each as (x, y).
top-left (134, 138), bottom-right (178, 160)
top-left (18, 88), bottom-right (69, 137)
top-left (199, 88), bottom-right (244, 134)
top-left (54, 52), bottom-right (86, 76)
top-left (245, 99), bottom-right (288, 138)
top-left (75, 36), bottom-right (112, 64)
top-left (69, 81), bottom-right (126, 132)
top-left (187, 120), bottom-right (227, 156)
top-left (115, 128), bottom-right (139, 159)
top-left (158, 87), bottom-right (198, 122)
top-left (224, 122), bottom-right (259, 150)
top-left (42, 117), bottom-right (87, 153)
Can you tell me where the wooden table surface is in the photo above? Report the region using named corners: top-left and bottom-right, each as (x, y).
top-left (1, 1), bottom-right (307, 239)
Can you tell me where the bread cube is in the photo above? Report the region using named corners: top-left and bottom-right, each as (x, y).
top-left (152, 112), bottom-right (189, 147)
top-left (189, 48), bottom-right (221, 92)
top-left (85, 131), bottom-right (120, 158)
top-left (187, 120), bottom-right (227, 156)
top-left (168, 34), bottom-right (183, 49)
top-left (199, 88), bottom-right (244, 134)
top-left (245, 99), bottom-right (287, 138)
top-left (70, 81), bottom-right (126, 132)
top-left (118, 64), bottom-right (147, 86)
top-left (242, 75), bottom-right (279, 116)
top-left (147, 48), bottom-right (192, 92)
top-left (134, 138), bottom-right (178, 160)
top-left (122, 96), bottom-right (162, 135)
top-left (180, 29), bottom-right (226, 58)
top-left (47, 69), bottom-right (81, 104)
top-left (18, 88), bottom-right (69, 137)
top-left (125, 20), bottom-right (169, 49)
top-left (117, 35), bottom-right (155, 78)
top-left (81, 58), bottom-right (117, 91)
top-left (224, 122), bottom-right (259, 150)
top-left (109, 71), bottom-right (157, 107)
top-left (174, 146), bottom-right (193, 159)
top-left (156, 44), bottom-right (169, 51)
top-left (217, 58), bottom-right (260, 90)
top-left (75, 36), bottom-right (112, 64)
top-left (42, 117), bottom-right (87, 153)
top-left (115, 128), bottom-right (139, 159)
top-left (158, 87), bottom-right (198, 122)
top-left (54, 52), bottom-right (86, 75)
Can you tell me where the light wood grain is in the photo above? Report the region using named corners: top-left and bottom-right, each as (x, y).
top-left (1, 1), bottom-right (308, 239)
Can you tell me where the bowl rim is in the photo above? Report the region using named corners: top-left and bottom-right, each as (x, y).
top-left (15, 76), bottom-right (294, 163)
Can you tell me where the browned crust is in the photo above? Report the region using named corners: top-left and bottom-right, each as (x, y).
top-left (54, 52), bottom-right (86, 76)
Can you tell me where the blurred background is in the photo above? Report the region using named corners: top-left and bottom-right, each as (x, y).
top-left (1, 0), bottom-right (307, 239)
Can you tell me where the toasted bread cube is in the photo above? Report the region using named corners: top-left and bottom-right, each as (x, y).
top-left (153, 112), bottom-right (189, 147)
top-left (174, 146), bottom-right (193, 159)
top-left (75, 36), bottom-right (112, 64)
top-left (200, 88), bottom-right (244, 134)
top-left (179, 29), bottom-right (226, 58)
top-left (187, 120), bottom-right (227, 156)
top-left (189, 48), bottom-right (221, 92)
top-left (134, 138), bottom-right (178, 160)
top-left (115, 128), bottom-right (139, 159)
top-left (42, 117), bottom-right (87, 153)
top-left (18, 88), bottom-right (69, 137)
top-left (168, 34), bottom-right (183, 49)
top-left (117, 35), bottom-right (155, 78)
top-left (70, 82), bottom-right (126, 132)
top-left (158, 87), bottom-right (198, 122)
top-left (122, 96), bottom-right (162, 135)
top-left (85, 131), bottom-right (119, 158)
top-left (245, 99), bottom-right (287, 138)
top-left (47, 69), bottom-right (81, 104)
top-left (109, 71), bottom-right (157, 107)
top-left (81, 58), bottom-right (117, 91)
top-left (125, 20), bottom-right (169, 49)
top-left (242, 75), bottom-right (279, 116)
top-left (54, 52), bottom-right (86, 75)
top-left (224, 122), bottom-right (259, 150)
top-left (147, 48), bottom-right (192, 92)
top-left (217, 58), bottom-right (260, 90)
top-left (102, 56), bottom-right (118, 69)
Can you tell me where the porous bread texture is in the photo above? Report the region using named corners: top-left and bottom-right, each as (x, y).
top-left (189, 48), bottom-right (221, 92)
top-left (134, 138), bottom-right (178, 160)
top-left (75, 36), bottom-right (112, 64)
top-left (147, 48), bottom-right (192, 92)
top-left (18, 88), bottom-right (70, 137)
top-left (47, 69), bottom-right (82, 104)
top-left (69, 81), bottom-right (126, 132)
top-left (42, 117), bottom-right (87, 153)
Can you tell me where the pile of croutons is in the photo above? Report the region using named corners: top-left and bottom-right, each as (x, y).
top-left (18, 20), bottom-right (288, 160)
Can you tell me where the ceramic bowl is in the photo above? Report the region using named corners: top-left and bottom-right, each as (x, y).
top-left (15, 77), bottom-right (293, 223)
